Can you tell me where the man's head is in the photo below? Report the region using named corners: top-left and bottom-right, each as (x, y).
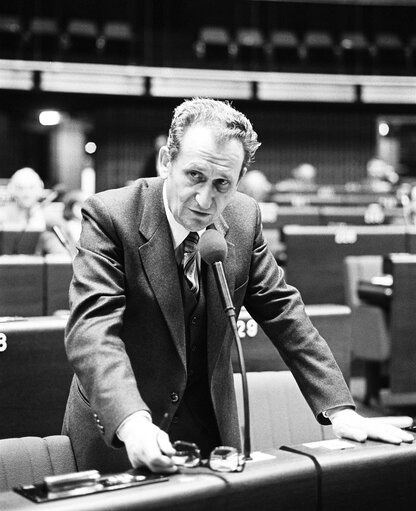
top-left (159, 98), bottom-right (261, 231)
top-left (8, 167), bottom-right (44, 210)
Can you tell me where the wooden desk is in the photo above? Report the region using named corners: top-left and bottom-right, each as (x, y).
top-left (284, 225), bottom-right (408, 304)
top-left (0, 256), bottom-right (44, 316)
top-left (0, 450), bottom-right (318, 511)
top-left (380, 253), bottom-right (416, 406)
top-left (283, 434), bottom-right (416, 511)
top-left (44, 254), bottom-right (72, 315)
top-left (0, 316), bottom-right (71, 439)
top-left (233, 305), bottom-right (351, 382)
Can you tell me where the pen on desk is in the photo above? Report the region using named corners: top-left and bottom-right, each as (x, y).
top-left (159, 412), bottom-right (169, 432)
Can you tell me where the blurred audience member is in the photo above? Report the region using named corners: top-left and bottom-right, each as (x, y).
top-left (142, 134), bottom-right (168, 178)
top-left (37, 189), bottom-right (87, 256)
top-left (275, 163), bottom-right (317, 192)
top-left (364, 157), bottom-right (399, 192)
top-left (238, 169), bottom-right (273, 202)
top-left (0, 167), bottom-right (46, 230)
top-left (364, 202), bottom-right (385, 224)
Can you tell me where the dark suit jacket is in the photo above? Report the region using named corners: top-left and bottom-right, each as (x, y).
top-left (63, 177), bottom-right (354, 471)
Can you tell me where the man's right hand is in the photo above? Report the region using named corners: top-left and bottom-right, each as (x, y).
top-left (117, 413), bottom-right (178, 473)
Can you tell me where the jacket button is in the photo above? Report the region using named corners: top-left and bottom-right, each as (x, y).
top-left (172, 416), bottom-right (179, 424)
top-left (170, 392), bottom-right (179, 403)
top-left (191, 316), bottom-right (198, 324)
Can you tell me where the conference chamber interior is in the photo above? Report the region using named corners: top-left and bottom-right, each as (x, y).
top-left (1, 0), bottom-right (416, 456)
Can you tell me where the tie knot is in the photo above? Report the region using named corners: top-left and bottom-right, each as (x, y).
top-left (183, 232), bottom-right (199, 253)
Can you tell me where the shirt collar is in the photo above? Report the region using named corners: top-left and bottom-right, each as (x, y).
top-left (162, 181), bottom-right (206, 249)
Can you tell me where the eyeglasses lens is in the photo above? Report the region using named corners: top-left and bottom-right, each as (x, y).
top-left (209, 446), bottom-right (244, 472)
top-left (172, 441), bottom-right (201, 468)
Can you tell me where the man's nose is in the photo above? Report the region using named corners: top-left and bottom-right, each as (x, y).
top-left (196, 184), bottom-right (213, 209)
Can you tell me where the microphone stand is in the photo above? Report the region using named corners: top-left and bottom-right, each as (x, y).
top-left (212, 261), bottom-right (252, 461)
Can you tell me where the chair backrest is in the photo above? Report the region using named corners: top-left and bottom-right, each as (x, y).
top-left (343, 254), bottom-right (384, 307)
top-left (0, 435), bottom-right (77, 491)
top-left (234, 371), bottom-right (334, 452)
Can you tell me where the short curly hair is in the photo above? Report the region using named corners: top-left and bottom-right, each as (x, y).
top-left (167, 98), bottom-right (261, 172)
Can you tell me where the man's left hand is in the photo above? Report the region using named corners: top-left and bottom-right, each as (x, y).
top-left (329, 408), bottom-right (414, 445)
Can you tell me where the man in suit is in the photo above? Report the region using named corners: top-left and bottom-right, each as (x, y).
top-left (62, 98), bottom-right (412, 475)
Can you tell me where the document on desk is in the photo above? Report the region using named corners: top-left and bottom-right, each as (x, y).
top-left (247, 451), bottom-right (276, 462)
top-left (302, 439), bottom-right (356, 450)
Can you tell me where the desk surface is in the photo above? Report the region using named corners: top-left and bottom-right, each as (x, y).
top-left (0, 450), bottom-right (317, 511)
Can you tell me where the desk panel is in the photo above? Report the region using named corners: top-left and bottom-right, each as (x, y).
top-left (284, 225), bottom-right (407, 304)
top-left (44, 254), bottom-right (72, 315)
top-left (0, 316), bottom-right (71, 438)
top-left (282, 436), bottom-right (416, 511)
top-left (233, 305), bottom-right (351, 381)
top-left (0, 256), bottom-right (44, 316)
top-left (0, 450), bottom-right (317, 511)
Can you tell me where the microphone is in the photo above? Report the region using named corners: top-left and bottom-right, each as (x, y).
top-left (52, 225), bottom-right (77, 260)
top-left (199, 230), bottom-right (251, 460)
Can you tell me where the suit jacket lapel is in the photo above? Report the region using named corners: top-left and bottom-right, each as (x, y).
top-left (206, 218), bottom-right (236, 380)
top-left (138, 180), bottom-right (187, 370)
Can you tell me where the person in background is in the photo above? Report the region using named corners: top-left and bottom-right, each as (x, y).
top-left (275, 163), bottom-right (317, 192)
top-left (37, 189), bottom-right (88, 256)
top-left (62, 97), bottom-right (413, 476)
top-left (238, 169), bottom-right (273, 202)
top-left (0, 167), bottom-right (46, 231)
top-left (364, 157), bottom-right (399, 193)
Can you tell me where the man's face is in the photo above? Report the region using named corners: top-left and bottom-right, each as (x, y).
top-left (12, 175), bottom-right (43, 209)
top-left (162, 125), bottom-right (245, 232)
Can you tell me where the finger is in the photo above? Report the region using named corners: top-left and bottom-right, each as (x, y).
top-left (148, 455), bottom-right (178, 474)
top-left (367, 423), bottom-right (414, 444)
top-left (157, 430), bottom-right (176, 456)
top-left (369, 416), bottom-right (413, 429)
top-left (333, 423), bottom-right (368, 443)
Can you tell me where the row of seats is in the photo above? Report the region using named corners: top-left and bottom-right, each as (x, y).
top-left (196, 26), bottom-right (414, 73)
top-left (0, 14), bottom-right (414, 74)
top-left (0, 16), bottom-right (135, 64)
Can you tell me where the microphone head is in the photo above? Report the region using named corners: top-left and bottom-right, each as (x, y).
top-left (199, 230), bottom-right (228, 264)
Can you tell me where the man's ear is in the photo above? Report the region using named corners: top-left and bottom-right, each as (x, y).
top-left (238, 166), bottom-right (248, 183)
top-left (158, 146), bottom-right (170, 179)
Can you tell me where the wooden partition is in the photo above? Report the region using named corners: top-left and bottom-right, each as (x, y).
top-left (0, 255), bottom-right (44, 317)
top-left (283, 225), bottom-right (408, 304)
top-left (0, 316), bottom-right (71, 439)
top-left (232, 304), bottom-right (351, 382)
top-left (0, 255), bottom-right (72, 317)
top-left (380, 253), bottom-right (416, 406)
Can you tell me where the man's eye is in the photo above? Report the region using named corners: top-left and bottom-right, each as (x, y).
top-left (216, 180), bottom-right (230, 192)
top-left (188, 171), bottom-right (202, 182)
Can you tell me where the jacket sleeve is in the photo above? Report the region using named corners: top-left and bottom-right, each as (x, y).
top-left (243, 201), bottom-right (355, 424)
top-left (65, 194), bottom-right (150, 446)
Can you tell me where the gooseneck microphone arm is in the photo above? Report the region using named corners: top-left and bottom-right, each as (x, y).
top-left (200, 230), bottom-right (251, 460)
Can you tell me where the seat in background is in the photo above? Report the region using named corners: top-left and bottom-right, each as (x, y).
top-left (372, 32), bottom-right (406, 75)
top-left (62, 18), bottom-right (100, 62)
top-left (99, 21), bottom-right (134, 64)
top-left (265, 29), bottom-right (300, 71)
top-left (343, 255), bottom-right (389, 404)
top-left (0, 15), bottom-right (23, 59)
top-left (25, 17), bottom-right (61, 61)
top-left (0, 435), bottom-right (77, 491)
top-left (234, 27), bottom-right (265, 70)
top-left (338, 31), bottom-right (373, 74)
top-left (194, 26), bottom-right (235, 68)
top-left (234, 371), bottom-right (334, 452)
top-left (300, 30), bottom-right (338, 72)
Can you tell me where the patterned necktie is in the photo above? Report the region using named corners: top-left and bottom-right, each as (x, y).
top-left (182, 232), bottom-right (200, 297)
